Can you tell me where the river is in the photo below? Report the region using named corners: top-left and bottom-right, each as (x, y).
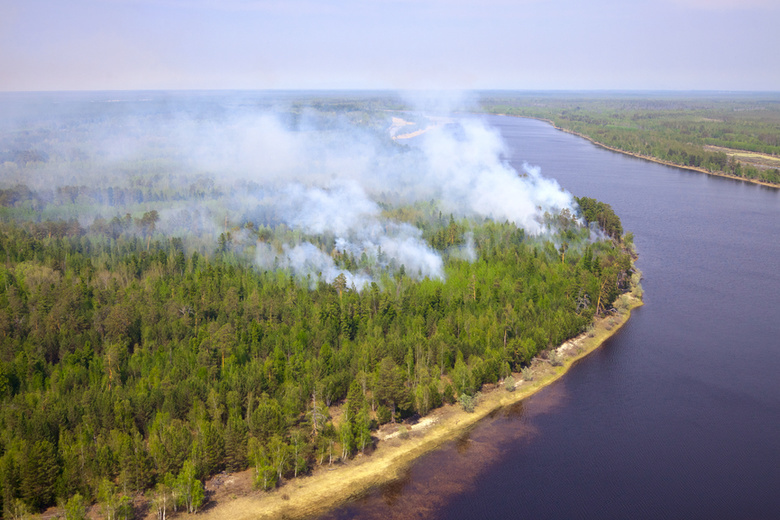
top-left (321, 115), bottom-right (780, 519)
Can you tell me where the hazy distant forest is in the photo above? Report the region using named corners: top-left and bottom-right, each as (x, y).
top-left (0, 92), bottom-right (636, 518)
top-left (480, 92), bottom-right (780, 185)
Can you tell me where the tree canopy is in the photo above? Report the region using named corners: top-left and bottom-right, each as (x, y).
top-left (0, 201), bottom-right (634, 515)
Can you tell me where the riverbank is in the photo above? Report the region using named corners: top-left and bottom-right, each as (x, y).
top-left (510, 115), bottom-right (780, 189)
top-left (194, 290), bottom-right (644, 520)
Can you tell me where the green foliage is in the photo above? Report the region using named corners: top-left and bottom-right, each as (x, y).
top-left (62, 493), bottom-right (88, 520)
top-left (20, 440), bottom-right (58, 510)
top-left (451, 353), bottom-right (474, 397)
top-left (97, 478), bottom-right (128, 520)
top-left (375, 357), bottom-right (411, 422)
top-left (438, 383), bottom-right (453, 405)
top-left (354, 406), bottom-right (373, 453)
top-left (0, 199), bottom-right (634, 511)
top-left (458, 393), bottom-right (478, 413)
top-left (248, 438), bottom-right (277, 491)
top-left (175, 460), bottom-right (204, 514)
top-left (289, 428), bottom-right (311, 477)
top-left (575, 197), bottom-right (623, 240)
top-left (148, 479), bottom-right (173, 520)
top-left (480, 93), bottom-right (780, 185)
top-left (224, 412), bottom-right (249, 472)
top-left (504, 375), bottom-right (516, 392)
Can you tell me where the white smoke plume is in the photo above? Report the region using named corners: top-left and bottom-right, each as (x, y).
top-left (0, 92), bottom-right (579, 287)
top-left (255, 241), bottom-right (374, 289)
top-left (231, 113), bottom-right (575, 284)
top-left (411, 119), bottom-right (575, 234)
top-left (252, 180), bottom-right (445, 283)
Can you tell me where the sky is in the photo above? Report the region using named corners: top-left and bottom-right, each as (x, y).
top-left (1, 0), bottom-right (779, 92)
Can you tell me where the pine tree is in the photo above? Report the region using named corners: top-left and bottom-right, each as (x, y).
top-left (224, 412), bottom-right (248, 472)
top-left (375, 357), bottom-right (410, 422)
top-left (21, 440), bottom-right (58, 510)
top-left (355, 405), bottom-right (373, 454)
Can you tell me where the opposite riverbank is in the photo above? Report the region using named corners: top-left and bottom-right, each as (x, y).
top-left (511, 115), bottom-right (780, 189)
top-left (194, 289), bottom-right (644, 520)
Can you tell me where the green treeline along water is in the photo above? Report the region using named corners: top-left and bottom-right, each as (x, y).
top-left (479, 92), bottom-right (780, 185)
top-left (0, 201), bottom-right (633, 516)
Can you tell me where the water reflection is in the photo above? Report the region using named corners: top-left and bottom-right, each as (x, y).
top-left (321, 390), bottom-right (554, 520)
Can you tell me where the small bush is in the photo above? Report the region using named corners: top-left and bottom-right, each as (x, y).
top-left (549, 351), bottom-right (563, 366)
top-left (521, 366), bottom-right (533, 381)
top-left (398, 426), bottom-right (409, 439)
top-left (458, 393), bottom-right (478, 413)
top-left (504, 375), bottom-right (516, 392)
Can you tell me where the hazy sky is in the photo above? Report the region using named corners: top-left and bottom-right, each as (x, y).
top-left (1, 0), bottom-right (778, 91)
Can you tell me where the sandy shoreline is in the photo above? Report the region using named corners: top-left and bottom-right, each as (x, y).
top-left (507, 115), bottom-right (780, 189)
top-left (388, 115), bottom-right (452, 141)
top-left (196, 290), bottom-right (644, 520)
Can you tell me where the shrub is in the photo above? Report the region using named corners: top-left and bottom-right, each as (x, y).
top-left (458, 393), bottom-right (478, 413)
top-left (504, 375), bottom-right (516, 392)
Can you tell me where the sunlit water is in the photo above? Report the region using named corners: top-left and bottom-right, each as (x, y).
top-left (321, 115), bottom-right (780, 520)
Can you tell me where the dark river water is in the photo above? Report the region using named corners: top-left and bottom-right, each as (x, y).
top-left (321, 116), bottom-right (780, 520)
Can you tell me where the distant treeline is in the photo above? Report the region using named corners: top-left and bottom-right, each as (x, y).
top-left (480, 93), bottom-right (780, 185)
top-left (0, 179), bottom-right (224, 214)
top-left (0, 200), bottom-right (633, 517)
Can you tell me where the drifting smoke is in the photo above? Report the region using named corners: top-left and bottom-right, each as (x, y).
top-left (415, 122), bottom-right (574, 234)
top-left (226, 114), bottom-right (575, 285)
top-left (0, 92), bottom-right (579, 287)
top-left (254, 180), bottom-right (444, 287)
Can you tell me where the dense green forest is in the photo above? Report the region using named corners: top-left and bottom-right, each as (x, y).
top-left (479, 92), bottom-right (780, 185)
top-left (0, 92), bottom-right (641, 518)
top-left (0, 201), bottom-right (633, 518)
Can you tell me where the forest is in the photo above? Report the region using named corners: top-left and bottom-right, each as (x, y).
top-left (0, 92), bottom-right (636, 518)
top-left (479, 92), bottom-right (780, 185)
top-left (0, 200), bottom-right (635, 518)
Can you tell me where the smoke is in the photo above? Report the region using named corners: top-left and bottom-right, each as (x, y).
top-left (0, 92), bottom-right (579, 287)
top-left (280, 181), bottom-right (378, 236)
top-left (231, 113), bottom-right (575, 284)
top-left (248, 180), bottom-right (444, 284)
top-left (450, 232), bottom-right (477, 262)
top-left (413, 120), bottom-right (575, 234)
top-left (255, 241), bottom-right (374, 289)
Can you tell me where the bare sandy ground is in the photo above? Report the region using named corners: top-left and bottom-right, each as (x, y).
top-left (388, 115), bottom-right (452, 140)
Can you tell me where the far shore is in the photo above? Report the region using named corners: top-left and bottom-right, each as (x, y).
top-left (505, 115), bottom-right (780, 189)
top-left (193, 290), bottom-right (644, 520)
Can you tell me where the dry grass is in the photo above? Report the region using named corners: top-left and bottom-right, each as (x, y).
top-left (704, 145), bottom-right (780, 169)
top-left (195, 294), bottom-right (644, 520)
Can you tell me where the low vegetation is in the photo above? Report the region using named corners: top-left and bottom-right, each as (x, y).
top-left (480, 92), bottom-right (780, 185)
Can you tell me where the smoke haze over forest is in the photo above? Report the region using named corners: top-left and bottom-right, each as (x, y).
top-left (0, 92), bottom-right (582, 287)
